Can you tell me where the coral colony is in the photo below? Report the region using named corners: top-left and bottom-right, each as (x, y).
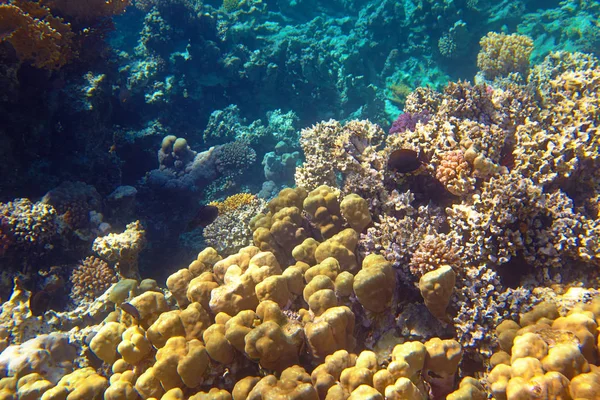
top-left (0, 0), bottom-right (599, 399)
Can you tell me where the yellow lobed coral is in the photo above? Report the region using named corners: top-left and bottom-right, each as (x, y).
top-left (353, 254), bottom-right (396, 313)
top-left (488, 298), bottom-right (600, 400)
top-left (418, 265), bottom-right (456, 322)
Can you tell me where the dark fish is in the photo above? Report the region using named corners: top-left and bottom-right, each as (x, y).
top-left (120, 302), bottom-right (141, 320)
top-left (186, 205), bottom-right (219, 231)
top-left (387, 149), bottom-right (422, 173)
top-left (30, 290), bottom-right (51, 317)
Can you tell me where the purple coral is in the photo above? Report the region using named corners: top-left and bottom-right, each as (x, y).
top-left (389, 111), bottom-right (431, 135)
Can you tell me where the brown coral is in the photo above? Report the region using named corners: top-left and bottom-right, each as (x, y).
top-left (435, 150), bottom-right (475, 196)
top-left (409, 234), bottom-right (459, 278)
top-left (0, 0), bottom-right (74, 69)
top-left (70, 256), bottom-right (118, 302)
top-left (43, 0), bottom-right (130, 20)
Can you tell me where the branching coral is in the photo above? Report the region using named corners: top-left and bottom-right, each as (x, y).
top-left (43, 0), bottom-right (130, 20)
top-left (295, 119), bottom-right (390, 211)
top-left (208, 193), bottom-right (257, 215)
top-left (477, 32), bottom-right (534, 80)
top-left (0, 0), bottom-right (74, 69)
top-left (70, 256), bottom-right (118, 303)
top-left (214, 141), bottom-right (257, 177)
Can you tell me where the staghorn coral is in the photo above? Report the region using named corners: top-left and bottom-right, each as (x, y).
top-left (477, 32), bottom-right (534, 81)
top-left (0, 0), bottom-right (74, 70)
top-left (70, 256), bottom-right (118, 303)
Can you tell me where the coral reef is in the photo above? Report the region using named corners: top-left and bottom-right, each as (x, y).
top-left (1, 0), bottom-right (600, 395)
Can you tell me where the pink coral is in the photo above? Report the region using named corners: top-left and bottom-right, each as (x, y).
top-left (435, 150), bottom-right (474, 196)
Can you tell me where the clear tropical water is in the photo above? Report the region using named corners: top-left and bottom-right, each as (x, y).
top-left (0, 0), bottom-right (599, 398)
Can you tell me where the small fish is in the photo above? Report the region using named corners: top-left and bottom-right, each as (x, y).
top-left (186, 205), bottom-right (219, 231)
top-left (387, 149), bottom-right (423, 173)
top-left (30, 290), bottom-right (51, 317)
top-left (84, 331), bottom-right (98, 346)
top-left (120, 302), bottom-right (141, 321)
top-left (118, 87), bottom-right (131, 103)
